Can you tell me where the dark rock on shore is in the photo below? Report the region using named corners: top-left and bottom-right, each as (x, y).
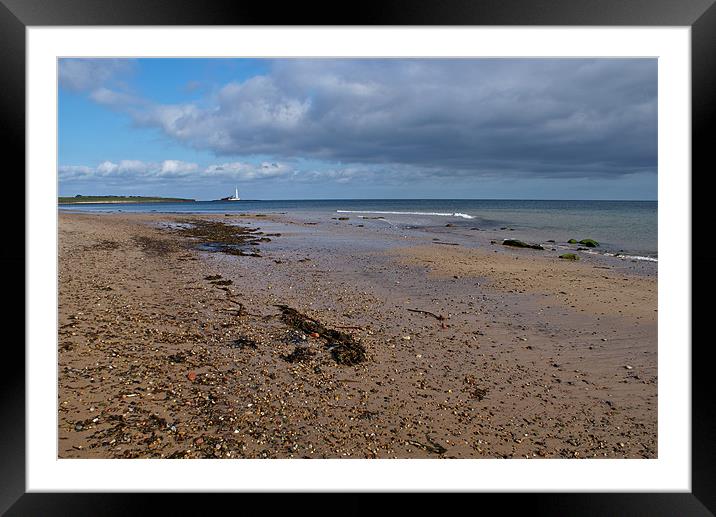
top-left (559, 253), bottom-right (579, 260)
top-left (502, 239), bottom-right (544, 250)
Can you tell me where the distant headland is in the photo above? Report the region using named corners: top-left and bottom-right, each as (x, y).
top-left (58, 195), bottom-right (195, 204)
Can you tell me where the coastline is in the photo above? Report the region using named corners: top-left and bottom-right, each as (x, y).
top-left (58, 211), bottom-right (657, 458)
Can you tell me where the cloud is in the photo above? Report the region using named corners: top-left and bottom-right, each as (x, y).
top-left (204, 161), bottom-right (293, 180)
top-left (58, 158), bottom-right (400, 191)
top-left (59, 59), bottom-right (134, 92)
top-left (69, 58), bottom-right (658, 181)
top-left (89, 87), bottom-right (143, 107)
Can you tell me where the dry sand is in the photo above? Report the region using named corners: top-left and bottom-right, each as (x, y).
top-left (58, 211), bottom-right (657, 458)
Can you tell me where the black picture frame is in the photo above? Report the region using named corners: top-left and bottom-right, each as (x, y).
top-left (3, 0), bottom-right (713, 514)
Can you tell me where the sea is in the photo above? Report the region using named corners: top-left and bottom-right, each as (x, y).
top-left (60, 199), bottom-right (658, 261)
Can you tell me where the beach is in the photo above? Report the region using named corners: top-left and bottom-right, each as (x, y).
top-left (58, 210), bottom-right (657, 459)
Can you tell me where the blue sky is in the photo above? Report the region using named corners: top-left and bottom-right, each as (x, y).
top-left (58, 58), bottom-right (657, 200)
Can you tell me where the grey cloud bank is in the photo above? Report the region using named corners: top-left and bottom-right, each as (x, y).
top-left (98, 59), bottom-right (656, 178)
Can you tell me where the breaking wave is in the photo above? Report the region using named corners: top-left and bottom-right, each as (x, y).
top-left (604, 252), bottom-right (658, 263)
top-left (336, 210), bottom-right (475, 220)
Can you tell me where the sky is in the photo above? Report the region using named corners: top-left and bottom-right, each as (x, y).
top-left (58, 58), bottom-right (657, 200)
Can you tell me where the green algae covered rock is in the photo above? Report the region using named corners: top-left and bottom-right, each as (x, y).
top-left (559, 253), bottom-right (579, 260)
top-left (578, 239), bottom-right (599, 247)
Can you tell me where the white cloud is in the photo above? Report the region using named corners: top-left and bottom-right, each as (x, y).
top-left (60, 160), bottom-right (200, 181)
top-left (160, 160), bottom-right (199, 176)
top-left (59, 159), bottom-right (298, 184)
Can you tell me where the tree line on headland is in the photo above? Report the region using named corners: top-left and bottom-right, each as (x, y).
top-left (59, 195), bottom-right (195, 204)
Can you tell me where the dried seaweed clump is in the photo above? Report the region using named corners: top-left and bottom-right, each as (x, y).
top-left (275, 304), bottom-right (366, 365)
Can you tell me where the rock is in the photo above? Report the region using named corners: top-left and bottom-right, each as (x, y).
top-left (567, 239), bottom-right (578, 244)
top-left (309, 332), bottom-right (320, 338)
top-left (579, 239), bottom-right (599, 247)
top-left (559, 253), bottom-right (579, 261)
top-left (625, 365), bottom-right (633, 370)
top-left (502, 239), bottom-right (544, 250)
top-left (187, 371), bottom-right (197, 382)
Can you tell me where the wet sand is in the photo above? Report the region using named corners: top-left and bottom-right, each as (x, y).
top-left (58, 211), bottom-right (657, 458)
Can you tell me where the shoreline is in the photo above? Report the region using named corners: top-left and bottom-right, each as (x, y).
top-left (58, 211), bottom-right (657, 458)
top-left (59, 199), bottom-right (658, 262)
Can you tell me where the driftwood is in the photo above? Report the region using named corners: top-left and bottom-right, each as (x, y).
top-left (407, 435), bottom-right (447, 455)
top-left (407, 308), bottom-right (446, 321)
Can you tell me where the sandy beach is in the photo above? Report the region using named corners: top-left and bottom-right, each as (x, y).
top-left (58, 210), bottom-right (657, 459)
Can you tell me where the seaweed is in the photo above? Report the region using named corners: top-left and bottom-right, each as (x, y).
top-left (281, 346), bottom-right (316, 363)
top-left (171, 219), bottom-right (269, 257)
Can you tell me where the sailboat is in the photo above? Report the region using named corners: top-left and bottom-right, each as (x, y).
top-left (222, 187), bottom-right (241, 201)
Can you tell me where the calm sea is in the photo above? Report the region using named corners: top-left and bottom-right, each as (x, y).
top-left (60, 199), bottom-right (657, 259)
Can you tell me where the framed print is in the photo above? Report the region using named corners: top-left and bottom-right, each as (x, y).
top-left (3, 0), bottom-right (714, 513)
